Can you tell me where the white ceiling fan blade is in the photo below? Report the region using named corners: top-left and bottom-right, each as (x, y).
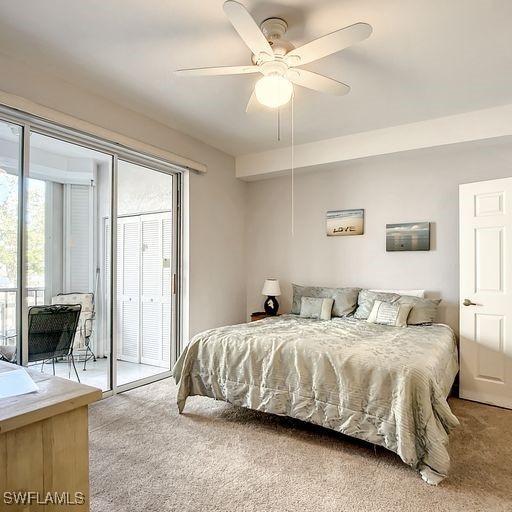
top-left (175, 65), bottom-right (260, 77)
top-left (286, 23), bottom-right (372, 66)
top-left (287, 69), bottom-right (350, 95)
top-left (245, 91), bottom-right (259, 113)
top-left (223, 1), bottom-right (273, 58)
top-left (245, 90), bottom-right (269, 113)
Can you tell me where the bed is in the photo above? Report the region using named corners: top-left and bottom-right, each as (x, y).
top-left (173, 314), bottom-right (459, 484)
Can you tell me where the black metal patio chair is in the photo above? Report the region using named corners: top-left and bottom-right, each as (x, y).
top-left (27, 304), bottom-right (82, 382)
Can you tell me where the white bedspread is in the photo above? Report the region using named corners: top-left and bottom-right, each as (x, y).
top-left (173, 315), bottom-right (459, 484)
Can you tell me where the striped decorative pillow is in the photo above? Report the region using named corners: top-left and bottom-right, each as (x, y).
top-left (367, 300), bottom-right (413, 327)
top-left (353, 290), bottom-right (400, 320)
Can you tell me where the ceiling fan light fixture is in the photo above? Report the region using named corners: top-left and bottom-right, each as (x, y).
top-left (255, 74), bottom-right (293, 108)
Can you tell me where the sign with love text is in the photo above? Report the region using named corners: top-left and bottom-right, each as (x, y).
top-left (326, 209), bottom-right (364, 236)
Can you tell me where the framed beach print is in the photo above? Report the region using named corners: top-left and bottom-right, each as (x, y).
top-left (326, 209), bottom-right (364, 236)
top-left (386, 222), bottom-right (430, 251)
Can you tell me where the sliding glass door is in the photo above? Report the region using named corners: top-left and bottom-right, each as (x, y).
top-left (0, 120), bottom-right (21, 364)
top-left (0, 106), bottom-right (181, 395)
top-left (24, 132), bottom-right (113, 391)
top-left (115, 161), bottom-right (176, 387)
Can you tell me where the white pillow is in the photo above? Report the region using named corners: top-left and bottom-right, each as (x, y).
top-left (370, 289), bottom-right (425, 298)
top-left (367, 300), bottom-right (413, 327)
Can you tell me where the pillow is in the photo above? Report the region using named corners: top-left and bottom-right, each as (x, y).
top-left (397, 296), bottom-right (441, 325)
top-left (300, 297), bottom-right (334, 320)
top-left (367, 300), bottom-right (413, 327)
top-left (292, 284), bottom-right (360, 317)
top-left (370, 289), bottom-right (425, 298)
top-left (353, 290), bottom-right (401, 320)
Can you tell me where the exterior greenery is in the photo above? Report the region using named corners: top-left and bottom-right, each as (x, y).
top-left (0, 173), bottom-right (45, 288)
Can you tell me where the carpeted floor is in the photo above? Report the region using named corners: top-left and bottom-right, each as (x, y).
top-left (89, 378), bottom-right (512, 512)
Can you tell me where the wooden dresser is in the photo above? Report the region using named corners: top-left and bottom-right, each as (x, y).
top-left (0, 361), bottom-right (102, 511)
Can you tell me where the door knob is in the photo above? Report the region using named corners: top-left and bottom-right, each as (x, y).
top-left (463, 299), bottom-right (477, 306)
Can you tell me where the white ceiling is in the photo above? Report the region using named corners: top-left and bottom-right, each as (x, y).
top-left (0, 0), bottom-right (511, 156)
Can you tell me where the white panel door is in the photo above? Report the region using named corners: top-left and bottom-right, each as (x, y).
top-left (140, 213), bottom-right (172, 368)
top-left (117, 217), bottom-right (140, 363)
top-left (460, 177), bottom-right (512, 409)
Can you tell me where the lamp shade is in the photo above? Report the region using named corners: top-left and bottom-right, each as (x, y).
top-left (255, 75), bottom-right (293, 109)
top-left (262, 279), bottom-right (281, 297)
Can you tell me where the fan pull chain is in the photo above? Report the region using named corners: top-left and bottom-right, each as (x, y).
top-left (291, 93), bottom-right (295, 237)
top-left (277, 106), bottom-right (281, 141)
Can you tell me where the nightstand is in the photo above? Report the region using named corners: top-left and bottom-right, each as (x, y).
top-left (250, 312), bottom-right (281, 322)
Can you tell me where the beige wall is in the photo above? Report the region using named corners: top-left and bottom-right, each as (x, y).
top-left (0, 54), bottom-right (247, 343)
top-left (246, 139), bottom-right (512, 332)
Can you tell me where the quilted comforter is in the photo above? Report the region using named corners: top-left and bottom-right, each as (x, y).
top-left (173, 315), bottom-right (459, 484)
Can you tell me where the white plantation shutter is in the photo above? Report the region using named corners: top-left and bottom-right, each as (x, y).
top-left (121, 221), bottom-right (140, 297)
top-left (162, 304), bottom-right (171, 365)
top-left (140, 214), bottom-right (172, 368)
top-left (105, 221), bottom-right (110, 288)
top-left (98, 218), bottom-right (111, 359)
top-left (141, 301), bottom-right (161, 363)
top-left (141, 217), bottom-right (161, 364)
top-left (162, 218), bottom-right (172, 297)
top-left (115, 212), bottom-right (172, 368)
top-left (64, 184), bottom-right (94, 293)
top-left (121, 301), bottom-right (139, 360)
top-left (161, 217), bottom-right (172, 366)
top-left (117, 217), bottom-right (140, 362)
top-left (141, 218), bottom-right (161, 296)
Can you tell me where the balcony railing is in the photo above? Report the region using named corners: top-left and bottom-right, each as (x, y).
top-left (0, 287), bottom-right (45, 344)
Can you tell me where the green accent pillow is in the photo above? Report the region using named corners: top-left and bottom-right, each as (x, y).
top-left (300, 297), bottom-right (334, 320)
top-left (292, 284), bottom-right (360, 317)
top-left (397, 296), bottom-right (442, 325)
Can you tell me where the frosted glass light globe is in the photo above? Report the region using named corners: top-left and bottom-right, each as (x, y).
top-left (255, 75), bottom-right (293, 108)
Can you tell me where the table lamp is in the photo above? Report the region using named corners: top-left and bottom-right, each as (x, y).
top-left (261, 279), bottom-right (281, 316)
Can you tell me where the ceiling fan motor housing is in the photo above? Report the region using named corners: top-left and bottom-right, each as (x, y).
top-left (260, 17), bottom-right (294, 57)
top-left (260, 17), bottom-right (288, 39)
top-left (260, 60), bottom-right (288, 77)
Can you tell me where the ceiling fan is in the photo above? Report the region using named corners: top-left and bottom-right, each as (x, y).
top-left (175, 1), bottom-right (372, 111)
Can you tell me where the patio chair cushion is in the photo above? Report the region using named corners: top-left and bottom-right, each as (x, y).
top-left (51, 293), bottom-right (94, 349)
top-left (0, 345), bottom-right (16, 362)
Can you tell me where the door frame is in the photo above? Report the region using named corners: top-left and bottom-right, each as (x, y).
top-left (0, 104), bottom-right (184, 397)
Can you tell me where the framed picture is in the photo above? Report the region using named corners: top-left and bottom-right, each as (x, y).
top-left (326, 209), bottom-right (364, 236)
top-left (386, 222), bottom-right (430, 251)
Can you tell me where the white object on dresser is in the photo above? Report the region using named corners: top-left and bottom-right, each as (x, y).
top-left (0, 367), bottom-right (38, 398)
top-left (459, 177), bottom-right (512, 409)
